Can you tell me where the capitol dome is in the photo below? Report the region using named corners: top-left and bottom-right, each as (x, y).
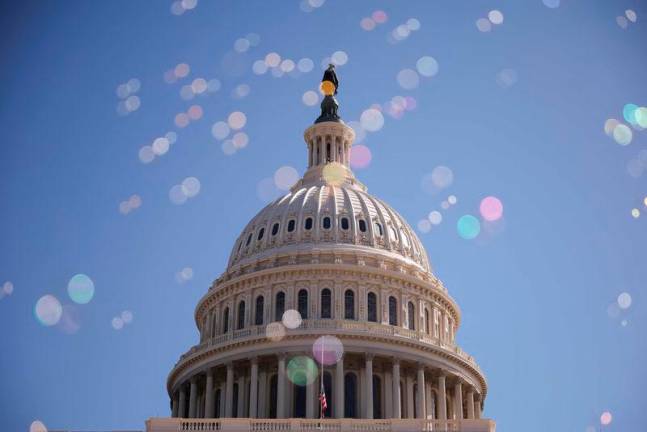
top-left (154, 76), bottom-right (494, 432)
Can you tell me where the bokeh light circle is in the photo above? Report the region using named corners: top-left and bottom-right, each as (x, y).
top-left (613, 124), bottom-right (632, 146)
top-left (228, 111), bottom-right (247, 130)
top-left (181, 177), bottom-right (201, 197)
top-left (3, 281), bottom-right (14, 295)
top-left (58, 304), bottom-right (81, 335)
top-left (139, 146), bottom-right (155, 164)
top-left (479, 196), bottom-right (504, 221)
top-left (542, 0), bottom-right (560, 8)
top-left (67, 274), bottom-right (95, 304)
top-left (428, 211), bottom-right (442, 225)
top-left (35, 295), bottom-right (63, 326)
top-left (274, 166), bottom-right (299, 190)
top-left (232, 132), bottom-right (249, 149)
top-left (418, 219), bottom-right (431, 233)
top-left (431, 166), bottom-right (454, 189)
top-left (457, 215), bottom-right (481, 240)
top-left (282, 309), bottom-right (303, 329)
top-left (625, 9), bottom-right (637, 23)
top-left (360, 108), bottom-right (384, 132)
top-left (287, 356), bottom-right (318, 386)
top-left (112, 317), bottom-right (124, 330)
top-left (350, 145), bottom-right (372, 169)
top-left (312, 335), bottom-right (344, 365)
top-left (265, 52), bottom-right (281, 68)
top-left (623, 103), bottom-right (638, 124)
top-left (406, 18), bottom-right (421, 31)
top-left (397, 69), bottom-right (420, 90)
top-left (372, 10), bottom-right (388, 23)
top-left (416, 56), bottom-right (439, 77)
top-left (360, 17), bottom-right (376, 31)
top-left (476, 18), bottom-right (492, 32)
top-left (121, 310), bottom-right (133, 324)
top-left (152, 137), bottom-right (170, 156)
top-left (604, 118), bottom-right (620, 136)
top-left (212, 121), bottom-right (230, 140)
top-left (297, 58), bottom-right (314, 73)
top-left (320, 80), bottom-right (336, 96)
top-left (448, 195), bottom-right (457, 205)
top-left (322, 164), bottom-right (346, 186)
top-left (302, 90), bottom-right (319, 106)
top-left (488, 10), bottom-right (504, 25)
top-left (331, 51), bottom-right (348, 66)
top-left (169, 185), bottom-right (188, 205)
top-left (635, 107), bottom-right (647, 128)
top-left (30, 420), bottom-right (48, 432)
top-left (617, 292), bottom-right (632, 309)
top-left (252, 60), bottom-right (268, 75)
top-left (266, 322), bottom-right (286, 342)
top-left (600, 411), bottom-right (612, 426)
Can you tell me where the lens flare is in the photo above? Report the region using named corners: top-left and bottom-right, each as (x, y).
top-left (282, 309), bottom-right (303, 329)
top-left (312, 335), bottom-right (344, 365)
top-left (457, 215), bottom-right (481, 240)
top-left (302, 90), bottom-right (319, 106)
top-left (488, 10), bottom-right (504, 25)
top-left (350, 145), bottom-right (372, 169)
top-left (322, 164), bottom-right (346, 186)
top-left (428, 211), bottom-right (442, 225)
top-left (35, 295), bottom-right (63, 326)
top-left (617, 292), bottom-right (632, 309)
top-left (274, 166), bottom-right (299, 190)
top-left (480, 196), bottom-right (504, 221)
top-left (600, 411), bottom-right (612, 426)
top-left (416, 56), bottom-right (439, 77)
top-left (613, 124), bottom-right (632, 145)
top-left (228, 111), bottom-right (247, 130)
top-left (418, 219), bottom-right (431, 233)
top-left (266, 322), bottom-right (286, 342)
top-left (287, 356), bottom-right (318, 386)
top-left (67, 274), bottom-right (95, 304)
top-left (397, 69), bottom-right (419, 90)
top-left (320, 80), bottom-right (336, 96)
top-left (360, 108), bottom-right (384, 132)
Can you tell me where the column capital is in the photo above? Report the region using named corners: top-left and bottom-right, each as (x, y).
top-left (417, 362), bottom-right (426, 371)
top-left (365, 353), bottom-right (375, 361)
top-left (251, 356), bottom-right (259, 365)
top-left (278, 353), bottom-right (287, 361)
top-left (391, 357), bottom-right (400, 366)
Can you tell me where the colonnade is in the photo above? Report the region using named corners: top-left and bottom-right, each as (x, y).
top-left (171, 353), bottom-right (483, 421)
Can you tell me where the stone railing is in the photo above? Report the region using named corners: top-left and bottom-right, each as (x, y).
top-left (175, 319), bottom-right (480, 372)
top-left (146, 417), bottom-right (496, 432)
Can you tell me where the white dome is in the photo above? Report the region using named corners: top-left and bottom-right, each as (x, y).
top-left (228, 182), bottom-right (431, 273)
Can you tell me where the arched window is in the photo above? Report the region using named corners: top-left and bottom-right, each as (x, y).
top-left (408, 301), bottom-right (415, 330)
top-left (271, 222), bottom-right (280, 236)
top-left (388, 296), bottom-right (397, 326)
top-left (257, 228), bottom-right (265, 241)
top-left (304, 217), bottom-right (313, 230)
top-left (326, 142), bottom-right (331, 162)
top-left (298, 289), bottom-right (308, 320)
top-left (287, 219), bottom-right (296, 232)
top-left (321, 289), bottom-right (332, 319)
top-left (322, 216), bottom-right (331, 230)
top-left (222, 307), bottom-right (230, 333)
top-left (344, 289), bottom-right (355, 320)
top-left (367, 292), bottom-right (377, 322)
top-left (375, 222), bottom-right (383, 236)
top-left (246, 233), bottom-right (253, 246)
top-left (275, 292), bottom-right (285, 322)
top-left (425, 308), bottom-right (430, 334)
top-left (237, 301), bottom-right (246, 330)
top-left (340, 217), bottom-right (349, 230)
top-left (373, 375), bottom-right (383, 419)
top-left (358, 219), bottom-right (367, 233)
top-left (344, 373), bottom-right (358, 418)
top-left (255, 296), bottom-right (264, 325)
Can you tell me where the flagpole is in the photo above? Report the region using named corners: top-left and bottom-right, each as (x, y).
top-left (320, 337), bottom-right (324, 420)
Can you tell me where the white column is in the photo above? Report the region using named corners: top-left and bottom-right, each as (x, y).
top-left (205, 368), bottom-right (215, 418)
top-left (188, 377), bottom-right (198, 418)
top-left (437, 375), bottom-right (447, 421)
top-left (392, 360), bottom-right (401, 419)
top-left (179, 386), bottom-right (187, 418)
top-left (364, 354), bottom-right (374, 419)
top-left (225, 363), bottom-right (234, 417)
top-left (416, 364), bottom-right (426, 419)
top-left (384, 371), bottom-right (393, 419)
top-left (405, 374), bottom-right (414, 418)
top-left (249, 358), bottom-right (259, 418)
top-left (258, 370), bottom-right (267, 418)
top-left (335, 355), bottom-right (344, 418)
top-left (476, 395), bottom-right (482, 419)
top-left (306, 371), bottom-right (315, 418)
top-left (277, 355), bottom-right (287, 418)
top-left (454, 381), bottom-right (463, 420)
top-left (467, 389), bottom-right (475, 419)
top-left (237, 375), bottom-right (245, 417)
top-left (218, 383), bottom-right (225, 417)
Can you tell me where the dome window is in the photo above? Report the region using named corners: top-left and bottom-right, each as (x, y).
top-left (287, 219), bottom-right (296, 232)
top-left (340, 217), bottom-right (350, 231)
top-left (304, 217), bottom-right (313, 230)
top-left (322, 216), bottom-right (331, 230)
top-left (321, 289), bottom-right (332, 319)
top-left (358, 219), bottom-right (367, 233)
top-left (374, 222), bottom-right (384, 237)
top-left (257, 228), bottom-right (265, 241)
top-left (246, 233), bottom-right (253, 246)
top-left (271, 222), bottom-right (280, 236)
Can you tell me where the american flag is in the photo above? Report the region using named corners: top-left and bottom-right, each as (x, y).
top-left (319, 381), bottom-right (327, 418)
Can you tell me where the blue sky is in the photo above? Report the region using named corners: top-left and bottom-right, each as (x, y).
top-left (1, 1), bottom-right (646, 431)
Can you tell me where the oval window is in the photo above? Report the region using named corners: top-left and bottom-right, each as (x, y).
top-left (271, 222), bottom-right (280, 236)
top-left (340, 217), bottom-right (349, 230)
top-left (358, 219), bottom-right (367, 233)
top-left (322, 217), bottom-right (331, 230)
top-left (246, 233), bottom-right (253, 246)
top-left (287, 219), bottom-right (296, 232)
top-left (305, 217), bottom-right (313, 230)
top-left (257, 228), bottom-right (265, 241)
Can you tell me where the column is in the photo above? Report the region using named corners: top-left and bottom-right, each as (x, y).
top-left (225, 363), bottom-right (234, 417)
top-left (188, 377), bottom-right (198, 418)
top-left (204, 369), bottom-right (215, 418)
top-left (437, 374), bottom-right (447, 421)
top-left (416, 364), bottom-right (426, 419)
top-left (172, 392), bottom-right (179, 417)
top-left (467, 389), bottom-right (475, 419)
top-left (384, 371), bottom-right (393, 419)
top-left (364, 354), bottom-right (374, 419)
top-left (249, 358), bottom-right (259, 418)
top-left (178, 386), bottom-right (187, 418)
top-left (306, 372), bottom-right (315, 418)
top-left (237, 374), bottom-right (245, 418)
top-left (405, 374), bottom-right (414, 419)
top-left (335, 355), bottom-right (344, 418)
top-left (277, 355), bottom-right (287, 418)
top-left (219, 383), bottom-right (225, 417)
top-left (454, 381), bottom-right (463, 420)
top-left (392, 360), bottom-right (401, 419)
top-left (475, 395), bottom-right (482, 419)
top-left (258, 370), bottom-right (267, 418)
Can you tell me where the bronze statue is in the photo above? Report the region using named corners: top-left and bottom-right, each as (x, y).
top-left (316, 64), bottom-right (341, 124)
top-left (322, 64), bottom-right (339, 95)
